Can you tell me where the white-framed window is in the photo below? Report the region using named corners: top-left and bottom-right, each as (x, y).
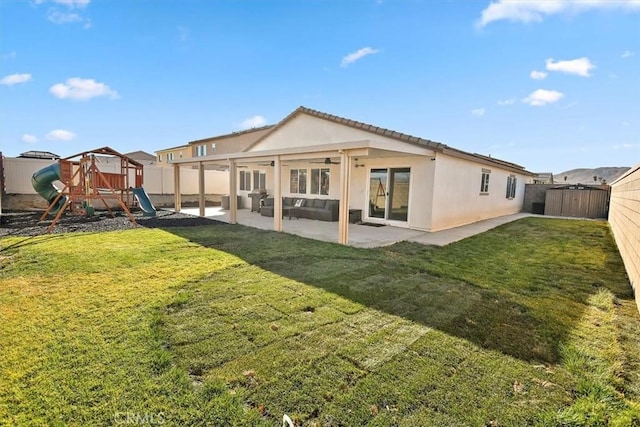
top-left (310, 168), bottom-right (330, 195)
top-left (290, 169), bottom-right (307, 194)
top-left (211, 143), bottom-right (216, 153)
top-left (168, 153), bottom-right (174, 161)
top-left (179, 151), bottom-right (183, 158)
top-left (506, 175), bottom-right (517, 199)
top-left (157, 154), bottom-right (162, 162)
top-left (239, 170), bottom-right (252, 191)
top-left (253, 170), bottom-right (266, 190)
top-left (195, 145), bottom-right (205, 157)
top-left (480, 169), bottom-right (490, 194)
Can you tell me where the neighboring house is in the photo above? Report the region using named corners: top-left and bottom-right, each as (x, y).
top-left (533, 172), bottom-right (554, 184)
top-left (189, 125), bottom-right (274, 159)
top-left (170, 106), bottom-right (535, 243)
top-left (156, 126), bottom-right (274, 168)
top-left (124, 150), bottom-right (157, 165)
top-left (156, 144), bottom-right (190, 167)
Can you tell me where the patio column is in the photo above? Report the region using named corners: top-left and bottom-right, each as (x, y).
top-left (198, 162), bottom-right (205, 217)
top-left (338, 150), bottom-right (351, 245)
top-left (229, 159), bottom-right (238, 224)
top-left (273, 156), bottom-right (282, 231)
top-left (173, 163), bottom-right (181, 212)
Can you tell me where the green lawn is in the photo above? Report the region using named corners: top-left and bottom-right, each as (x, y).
top-left (1, 217), bottom-right (639, 426)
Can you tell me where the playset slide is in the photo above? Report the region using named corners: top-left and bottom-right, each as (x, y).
top-left (31, 163), bottom-right (68, 214)
top-left (131, 186), bottom-right (157, 217)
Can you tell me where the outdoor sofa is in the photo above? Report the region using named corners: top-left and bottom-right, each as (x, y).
top-left (261, 197), bottom-right (339, 222)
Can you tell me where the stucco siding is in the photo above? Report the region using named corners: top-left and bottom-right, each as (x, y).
top-left (248, 114), bottom-right (415, 151)
top-left (608, 164), bottom-right (640, 313)
top-left (430, 154), bottom-right (526, 231)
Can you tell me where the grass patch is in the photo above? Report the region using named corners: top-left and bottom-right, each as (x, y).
top-left (1, 217), bottom-right (639, 425)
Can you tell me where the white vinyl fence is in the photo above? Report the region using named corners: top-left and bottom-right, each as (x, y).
top-left (3, 157), bottom-right (229, 195)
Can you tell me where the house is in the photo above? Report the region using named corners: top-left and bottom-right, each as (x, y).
top-left (124, 150), bottom-right (157, 165)
top-left (156, 144), bottom-right (190, 167)
top-left (532, 172), bottom-right (554, 184)
top-left (155, 125), bottom-right (274, 168)
top-left (188, 125), bottom-right (274, 159)
top-left (169, 106), bottom-right (535, 244)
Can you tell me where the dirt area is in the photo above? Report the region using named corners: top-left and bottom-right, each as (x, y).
top-left (0, 209), bottom-right (219, 237)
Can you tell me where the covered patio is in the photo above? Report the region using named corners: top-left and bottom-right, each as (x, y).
top-left (169, 107), bottom-right (533, 246)
top-left (174, 206), bottom-right (532, 248)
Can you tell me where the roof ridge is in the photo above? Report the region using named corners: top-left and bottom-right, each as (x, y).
top-left (187, 124), bottom-right (275, 145)
top-left (294, 106), bottom-right (445, 150)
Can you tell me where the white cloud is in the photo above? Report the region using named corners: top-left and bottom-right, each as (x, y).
top-left (546, 57), bottom-right (595, 77)
top-left (37, 0), bottom-right (90, 7)
top-left (476, 0), bottom-right (640, 28)
top-left (46, 129), bottom-right (76, 141)
top-left (22, 134), bottom-right (38, 144)
top-left (497, 97), bottom-right (516, 105)
top-left (49, 77), bottom-right (118, 100)
top-left (0, 73), bottom-right (32, 85)
top-left (47, 10), bottom-right (91, 27)
top-left (530, 70), bottom-right (548, 80)
top-left (341, 47), bottom-right (380, 67)
top-left (47, 10), bottom-right (82, 24)
top-left (471, 108), bottom-right (486, 117)
top-left (238, 115), bottom-right (267, 130)
top-left (39, 0), bottom-right (91, 27)
top-left (621, 50), bottom-right (634, 58)
top-left (612, 142), bottom-right (640, 150)
top-left (522, 89), bottom-right (564, 106)
top-left (53, 0), bottom-right (90, 8)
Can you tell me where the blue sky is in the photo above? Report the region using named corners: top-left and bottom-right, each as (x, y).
top-left (0, 0), bottom-right (638, 173)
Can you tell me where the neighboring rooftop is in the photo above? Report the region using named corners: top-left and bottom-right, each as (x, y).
top-left (124, 150), bottom-right (157, 162)
top-left (533, 173), bottom-right (555, 184)
top-left (187, 125), bottom-right (275, 145)
top-left (18, 150), bottom-right (61, 160)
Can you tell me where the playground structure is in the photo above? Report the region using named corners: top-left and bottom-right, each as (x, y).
top-left (32, 146), bottom-right (156, 233)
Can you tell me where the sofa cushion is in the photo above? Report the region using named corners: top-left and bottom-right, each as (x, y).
top-left (313, 199), bottom-right (326, 208)
top-left (283, 197), bottom-right (295, 206)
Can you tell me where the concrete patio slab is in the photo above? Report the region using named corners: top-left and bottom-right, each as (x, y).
top-left (174, 207), bottom-right (533, 248)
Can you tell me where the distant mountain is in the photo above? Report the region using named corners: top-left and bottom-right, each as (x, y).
top-left (555, 167), bottom-right (631, 185)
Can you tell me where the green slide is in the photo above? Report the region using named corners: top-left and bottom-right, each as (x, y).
top-left (131, 186), bottom-right (157, 217)
top-left (31, 163), bottom-right (68, 214)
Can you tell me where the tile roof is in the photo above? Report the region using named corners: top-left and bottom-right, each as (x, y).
top-left (283, 106), bottom-right (446, 151)
top-left (187, 125), bottom-right (275, 145)
top-left (248, 106), bottom-right (531, 174)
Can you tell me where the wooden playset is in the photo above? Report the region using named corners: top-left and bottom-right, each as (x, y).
top-left (32, 147), bottom-right (154, 233)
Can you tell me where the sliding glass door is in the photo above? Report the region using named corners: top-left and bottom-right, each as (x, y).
top-left (369, 169), bottom-right (387, 218)
top-left (388, 168), bottom-right (410, 221)
top-left (368, 168), bottom-right (410, 222)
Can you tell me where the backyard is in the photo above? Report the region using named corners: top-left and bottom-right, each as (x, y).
top-left (1, 216), bottom-right (639, 425)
